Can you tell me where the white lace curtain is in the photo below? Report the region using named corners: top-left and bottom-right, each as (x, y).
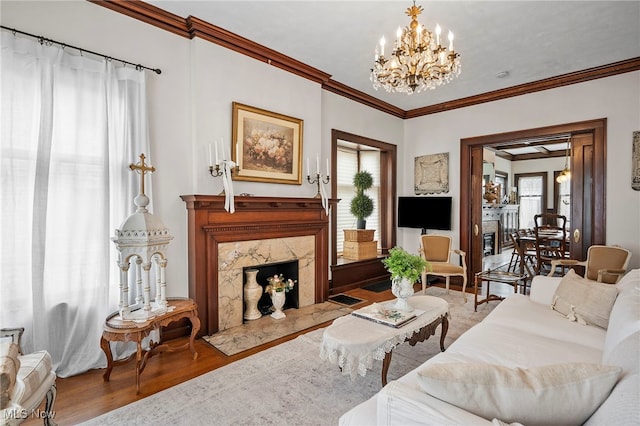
top-left (0, 32), bottom-right (150, 377)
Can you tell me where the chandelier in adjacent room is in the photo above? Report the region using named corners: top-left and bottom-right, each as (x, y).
top-left (556, 138), bottom-right (572, 183)
top-left (370, 1), bottom-right (461, 94)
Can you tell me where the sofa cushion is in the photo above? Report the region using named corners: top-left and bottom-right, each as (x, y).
top-left (416, 362), bottom-right (621, 425)
top-left (551, 269), bottom-right (618, 328)
top-left (602, 270), bottom-right (640, 361)
top-left (0, 342), bottom-right (21, 410)
top-left (585, 331), bottom-right (640, 425)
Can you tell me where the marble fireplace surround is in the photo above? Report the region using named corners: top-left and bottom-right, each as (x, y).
top-left (181, 195), bottom-right (332, 335)
top-left (218, 236), bottom-right (314, 331)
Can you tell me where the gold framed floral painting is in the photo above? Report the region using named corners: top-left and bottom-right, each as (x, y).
top-left (232, 102), bottom-right (303, 184)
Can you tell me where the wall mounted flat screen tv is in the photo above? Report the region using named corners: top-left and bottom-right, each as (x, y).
top-left (397, 196), bottom-right (452, 232)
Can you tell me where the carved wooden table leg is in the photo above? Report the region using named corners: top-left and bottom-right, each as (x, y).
top-left (379, 314), bottom-right (448, 387)
top-left (381, 350), bottom-right (394, 387)
top-left (439, 315), bottom-right (449, 351)
top-left (100, 336), bottom-right (114, 382)
top-left (188, 310), bottom-right (201, 360)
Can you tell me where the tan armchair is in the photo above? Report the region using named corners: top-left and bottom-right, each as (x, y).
top-left (548, 245), bottom-right (632, 284)
top-left (0, 328), bottom-right (56, 425)
top-left (420, 235), bottom-right (468, 301)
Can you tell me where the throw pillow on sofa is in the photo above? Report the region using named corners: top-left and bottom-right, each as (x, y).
top-left (551, 269), bottom-right (618, 328)
top-left (416, 362), bottom-right (621, 426)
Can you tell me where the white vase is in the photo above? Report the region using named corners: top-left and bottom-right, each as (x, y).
top-left (391, 277), bottom-right (415, 312)
top-left (243, 269), bottom-right (262, 320)
top-left (270, 290), bottom-right (286, 319)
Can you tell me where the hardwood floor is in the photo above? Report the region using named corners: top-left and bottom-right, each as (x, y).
top-left (25, 281), bottom-right (509, 425)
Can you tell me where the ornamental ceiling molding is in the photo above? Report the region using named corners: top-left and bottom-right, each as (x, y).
top-left (92, 0), bottom-right (640, 119)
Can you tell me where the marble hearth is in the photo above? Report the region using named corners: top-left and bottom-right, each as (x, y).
top-left (218, 236), bottom-right (315, 331)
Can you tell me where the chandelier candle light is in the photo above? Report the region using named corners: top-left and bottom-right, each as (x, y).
top-left (371, 1), bottom-right (461, 94)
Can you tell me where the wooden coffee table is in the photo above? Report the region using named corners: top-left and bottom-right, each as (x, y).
top-left (320, 295), bottom-right (449, 386)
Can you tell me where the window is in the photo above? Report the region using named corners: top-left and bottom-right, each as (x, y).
top-left (516, 173), bottom-right (547, 229)
top-left (330, 130), bottom-right (396, 266)
top-left (1, 33), bottom-right (149, 376)
top-left (336, 147), bottom-right (380, 254)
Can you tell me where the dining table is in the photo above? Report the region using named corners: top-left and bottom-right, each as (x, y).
top-left (517, 229), bottom-right (569, 276)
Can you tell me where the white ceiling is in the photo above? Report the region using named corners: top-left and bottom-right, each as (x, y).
top-left (147, 1), bottom-right (640, 112)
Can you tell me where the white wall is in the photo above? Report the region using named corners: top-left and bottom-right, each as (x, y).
top-left (401, 72), bottom-right (640, 269)
top-left (1, 1), bottom-right (404, 298)
top-left (3, 1), bottom-right (638, 300)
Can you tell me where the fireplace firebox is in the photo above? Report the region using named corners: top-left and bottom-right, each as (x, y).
top-left (244, 260), bottom-right (299, 317)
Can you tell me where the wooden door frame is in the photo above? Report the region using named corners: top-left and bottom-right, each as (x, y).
top-left (460, 119), bottom-right (607, 282)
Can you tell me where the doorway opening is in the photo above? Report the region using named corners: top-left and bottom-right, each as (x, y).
top-left (461, 119), bottom-right (607, 282)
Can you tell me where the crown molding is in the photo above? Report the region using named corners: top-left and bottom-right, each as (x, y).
top-left (89, 0), bottom-right (189, 37)
top-left (322, 79), bottom-right (405, 118)
top-left (405, 57), bottom-right (640, 118)
top-left (91, 1), bottom-right (640, 119)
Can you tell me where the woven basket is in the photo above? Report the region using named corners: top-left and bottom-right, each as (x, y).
top-left (343, 229), bottom-right (375, 242)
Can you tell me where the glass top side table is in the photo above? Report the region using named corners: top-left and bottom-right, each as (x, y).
top-left (474, 269), bottom-right (528, 312)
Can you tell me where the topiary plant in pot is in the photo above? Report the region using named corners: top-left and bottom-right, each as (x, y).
top-left (350, 170), bottom-right (374, 229)
top-left (382, 246), bottom-right (429, 311)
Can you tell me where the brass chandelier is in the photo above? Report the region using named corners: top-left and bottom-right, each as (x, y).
top-left (370, 1), bottom-right (461, 94)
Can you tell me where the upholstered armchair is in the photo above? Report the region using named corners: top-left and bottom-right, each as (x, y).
top-left (419, 234), bottom-right (468, 301)
top-left (0, 328), bottom-right (56, 426)
top-left (548, 245), bottom-right (632, 284)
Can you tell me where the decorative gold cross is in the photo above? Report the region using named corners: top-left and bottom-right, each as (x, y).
top-left (129, 153), bottom-right (156, 196)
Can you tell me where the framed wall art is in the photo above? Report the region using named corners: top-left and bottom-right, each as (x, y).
top-left (414, 152), bottom-right (449, 194)
top-left (232, 102), bottom-right (303, 184)
top-left (633, 131), bottom-right (640, 191)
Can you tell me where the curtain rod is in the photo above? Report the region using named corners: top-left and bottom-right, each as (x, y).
top-left (1, 26), bottom-right (161, 75)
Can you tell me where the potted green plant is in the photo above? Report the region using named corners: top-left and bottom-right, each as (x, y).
top-left (350, 170), bottom-right (374, 229)
top-left (382, 246), bottom-right (429, 311)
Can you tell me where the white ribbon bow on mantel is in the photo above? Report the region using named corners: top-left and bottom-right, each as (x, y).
top-left (221, 160), bottom-right (235, 214)
top-left (319, 178), bottom-right (329, 215)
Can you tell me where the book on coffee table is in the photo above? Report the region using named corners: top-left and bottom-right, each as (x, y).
top-left (351, 302), bottom-right (424, 328)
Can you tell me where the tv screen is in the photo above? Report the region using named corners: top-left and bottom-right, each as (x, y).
top-left (398, 196), bottom-right (452, 231)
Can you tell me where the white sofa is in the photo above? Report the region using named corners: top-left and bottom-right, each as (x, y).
top-left (340, 268), bottom-right (640, 425)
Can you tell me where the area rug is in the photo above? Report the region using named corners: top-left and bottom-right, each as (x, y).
top-left (362, 279), bottom-right (391, 292)
top-left (327, 293), bottom-right (366, 306)
top-left (82, 289), bottom-right (496, 426)
top-left (203, 301), bottom-right (352, 356)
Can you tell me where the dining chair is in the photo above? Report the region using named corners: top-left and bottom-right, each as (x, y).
top-left (533, 213), bottom-right (569, 275)
top-left (419, 234), bottom-right (468, 301)
top-left (508, 230), bottom-right (536, 277)
top-left (548, 245), bottom-right (632, 283)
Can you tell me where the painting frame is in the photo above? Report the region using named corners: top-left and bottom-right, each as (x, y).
top-left (231, 102), bottom-right (303, 185)
top-left (633, 131), bottom-right (640, 191)
top-left (414, 152), bottom-right (450, 194)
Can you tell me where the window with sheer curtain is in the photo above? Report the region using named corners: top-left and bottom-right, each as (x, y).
top-left (336, 147), bottom-right (380, 254)
top-left (0, 32), bottom-right (150, 377)
top-left (516, 174), bottom-right (546, 229)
